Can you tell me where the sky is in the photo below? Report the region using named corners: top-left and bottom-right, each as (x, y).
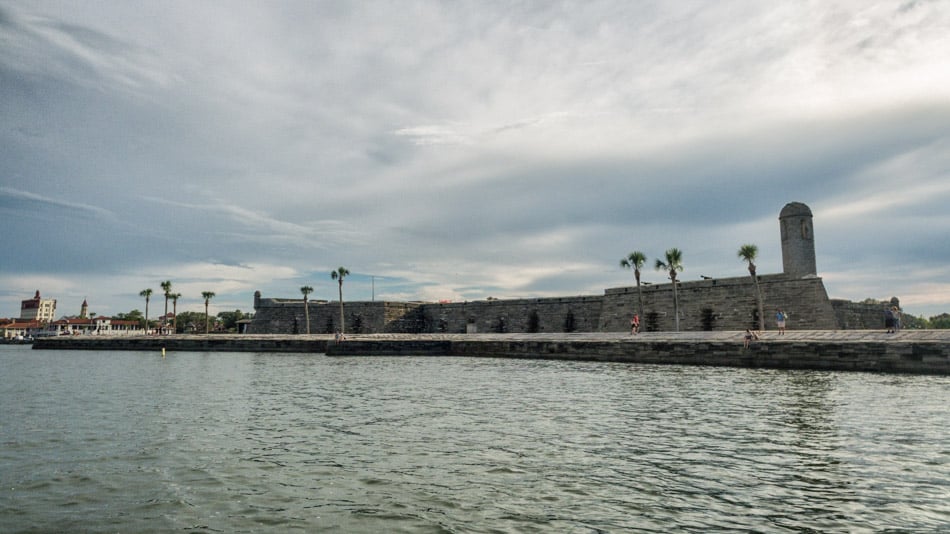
top-left (2, 0), bottom-right (949, 321)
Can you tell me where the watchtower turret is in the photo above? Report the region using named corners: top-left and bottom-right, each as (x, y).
top-left (779, 202), bottom-right (817, 277)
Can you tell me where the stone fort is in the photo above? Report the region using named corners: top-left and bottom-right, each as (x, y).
top-left (247, 202), bottom-right (888, 334)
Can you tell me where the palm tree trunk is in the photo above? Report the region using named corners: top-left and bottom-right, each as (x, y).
top-left (205, 301), bottom-right (210, 334)
top-left (671, 273), bottom-right (680, 331)
top-left (338, 284), bottom-right (345, 334)
top-left (753, 276), bottom-right (765, 331)
top-left (635, 272), bottom-right (644, 324)
top-left (304, 297), bottom-right (310, 335)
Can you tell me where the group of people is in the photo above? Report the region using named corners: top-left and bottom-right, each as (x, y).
top-left (884, 306), bottom-right (902, 333)
top-left (630, 309), bottom-right (790, 346)
top-left (744, 310), bottom-right (788, 347)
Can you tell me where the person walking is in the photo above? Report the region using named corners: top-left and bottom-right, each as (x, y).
top-left (776, 309), bottom-right (788, 335)
top-left (630, 313), bottom-right (641, 335)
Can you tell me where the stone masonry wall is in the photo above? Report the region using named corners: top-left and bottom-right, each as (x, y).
top-left (601, 275), bottom-right (838, 332)
top-left (831, 299), bottom-right (890, 330)
top-left (418, 296), bottom-right (604, 334)
top-left (248, 275), bottom-right (843, 334)
top-left (247, 299), bottom-right (424, 334)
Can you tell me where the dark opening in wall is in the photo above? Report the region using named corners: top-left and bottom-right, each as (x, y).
top-left (701, 308), bottom-right (716, 331)
top-left (646, 312), bottom-right (659, 332)
top-left (527, 310), bottom-right (540, 333)
top-left (564, 310), bottom-right (576, 333)
top-left (494, 316), bottom-right (507, 333)
top-left (350, 313), bottom-right (363, 334)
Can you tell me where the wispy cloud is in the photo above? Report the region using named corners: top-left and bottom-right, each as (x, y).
top-left (0, 186), bottom-right (116, 221)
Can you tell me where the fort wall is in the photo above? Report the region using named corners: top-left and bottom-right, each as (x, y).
top-left (831, 299), bottom-right (891, 330)
top-left (246, 299), bottom-right (425, 335)
top-left (601, 274), bottom-right (837, 332)
top-left (418, 295), bottom-right (604, 333)
top-left (247, 275), bottom-right (842, 334)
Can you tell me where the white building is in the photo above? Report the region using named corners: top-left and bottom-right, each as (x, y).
top-left (49, 317), bottom-right (143, 336)
top-left (19, 290), bottom-right (56, 322)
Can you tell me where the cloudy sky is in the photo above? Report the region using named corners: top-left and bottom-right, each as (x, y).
top-left (2, 0), bottom-right (949, 321)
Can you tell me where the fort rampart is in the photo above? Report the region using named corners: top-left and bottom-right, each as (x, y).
top-left (247, 274), bottom-right (886, 335)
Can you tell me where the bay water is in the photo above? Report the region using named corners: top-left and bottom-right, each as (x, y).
top-left (1, 345), bottom-right (947, 532)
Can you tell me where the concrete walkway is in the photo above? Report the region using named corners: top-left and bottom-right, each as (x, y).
top-left (325, 329), bottom-right (950, 343)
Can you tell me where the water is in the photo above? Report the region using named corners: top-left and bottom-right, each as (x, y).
top-left (1, 345), bottom-right (948, 533)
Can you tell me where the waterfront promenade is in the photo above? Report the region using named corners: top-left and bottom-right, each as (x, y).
top-left (32, 330), bottom-right (950, 374)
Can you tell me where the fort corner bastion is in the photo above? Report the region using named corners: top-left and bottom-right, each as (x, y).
top-left (247, 202), bottom-right (889, 335)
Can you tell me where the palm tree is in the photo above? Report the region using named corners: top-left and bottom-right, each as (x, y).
top-left (160, 280), bottom-right (172, 329)
top-left (655, 248), bottom-right (684, 331)
top-left (170, 293), bottom-right (182, 333)
top-left (300, 286), bottom-right (314, 334)
top-left (331, 267), bottom-right (350, 335)
top-left (201, 291), bottom-right (216, 334)
top-left (620, 251), bottom-right (648, 326)
top-left (739, 244), bottom-right (765, 331)
top-left (139, 288), bottom-right (153, 334)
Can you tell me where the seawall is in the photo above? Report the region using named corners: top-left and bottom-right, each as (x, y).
top-left (32, 334), bottom-right (332, 353)
top-left (32, 331), bottom-right (950, 375)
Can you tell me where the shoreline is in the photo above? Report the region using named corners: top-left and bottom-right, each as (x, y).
top-left (30, 330), bottom-right (950, 375)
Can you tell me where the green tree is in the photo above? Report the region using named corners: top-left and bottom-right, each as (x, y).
top-left (116, 309), bottom-right (144, 324)
top-left (300, 286), bottom-right (314, 335)
top-left (900, 313), bottom-right (928, 330)
top-left (655, 248), bottom-right (684, 331)
top-left (620, 251), bottom-right (648, 325)
top-left (216, 309), bottom-right (246, 332)
top-left (738, 244), bottom-right (765, 331)
top-left (201, 291), bottom-right (216, 334)
top-left (175, 311), bottom-right (205, 333)
top-left (929, 313), bottom-right (950, 329)
top-left (139, 288), bottom-right (153, 332)
top-left (160, 280), bottom-right (172, 329)
top-left (331, 267), bottom-right (350, 335)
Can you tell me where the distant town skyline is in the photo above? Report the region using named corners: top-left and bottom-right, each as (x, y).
top-left (2, 1), bottom-right (949, 319)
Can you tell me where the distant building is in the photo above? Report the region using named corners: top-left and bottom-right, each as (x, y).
top-left (1, 319), bottom-right (44, 339)
top-left (48, 317), bottom-right (143, 336)
top-left (20, 290), bottom-right (57, 322)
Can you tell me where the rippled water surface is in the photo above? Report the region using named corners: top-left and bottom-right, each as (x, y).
top-left (1, 345), bottom-right (948, 532)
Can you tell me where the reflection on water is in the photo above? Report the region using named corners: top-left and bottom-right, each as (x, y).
top-left (1, 346), bottom-right (948, 532)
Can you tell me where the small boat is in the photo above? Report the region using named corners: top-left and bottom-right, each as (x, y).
top-left (3, 335), bottom-right (34, 345)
